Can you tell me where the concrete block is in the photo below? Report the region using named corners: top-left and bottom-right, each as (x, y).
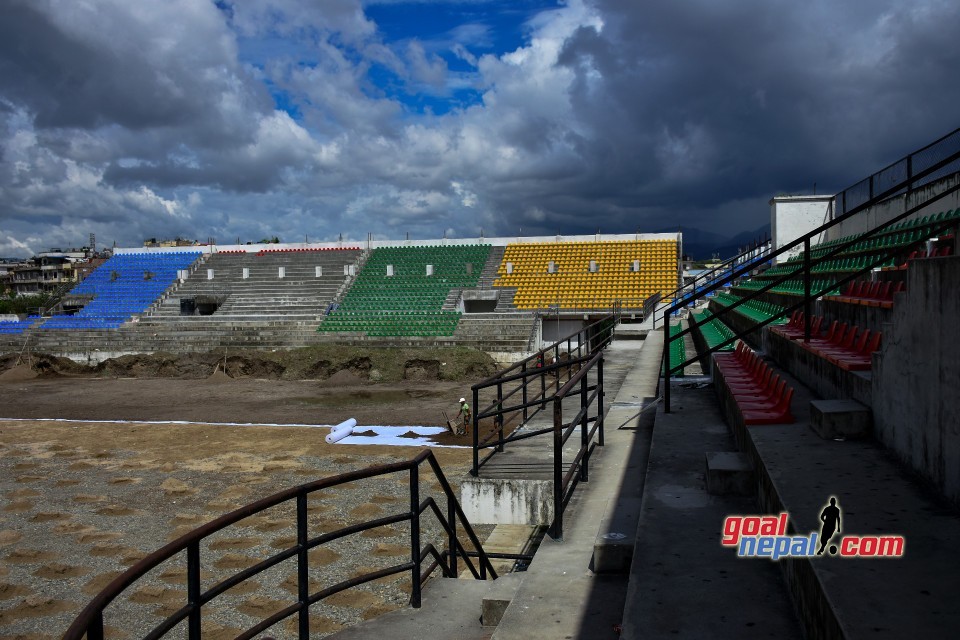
top-left (481, 574), bottom-right (523, 627)
top-left (809, 399), bottom-right (872, 440)
top-left (592, 496), bottom-right (641, 574)
top-left (460, 477), bottom-right (553, 526)
top-left (705, 452), bottom-right (753, 496)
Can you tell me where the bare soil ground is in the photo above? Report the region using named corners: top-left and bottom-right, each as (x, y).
top-left (0, 347), bottom-right (511, 639)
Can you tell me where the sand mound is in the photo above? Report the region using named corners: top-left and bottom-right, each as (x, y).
top-left (0, 364), bottom-right (38, 382)
top-left (321, 369), bottom-right (362, 387)
top-left (205, 368), bottom-right (233, 383)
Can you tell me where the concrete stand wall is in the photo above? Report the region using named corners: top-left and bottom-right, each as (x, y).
top-left (872, 256), bottom-right (960, 505)
top-left (460, 477), bottom-right (554, 526)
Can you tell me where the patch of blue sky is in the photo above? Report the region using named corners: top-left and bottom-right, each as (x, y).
top-left (366, 62), bottom-right (481, 116)
top-left (365, 0), bottom-right (561, 57)
top-left (268, 84), bottom-right (303, 122)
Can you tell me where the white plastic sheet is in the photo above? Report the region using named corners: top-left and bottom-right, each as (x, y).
top-left (325, 418), bottom-right (356, 444)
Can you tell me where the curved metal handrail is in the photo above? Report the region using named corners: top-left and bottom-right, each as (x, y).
top-left (63, 449), bottom-right (497, 640)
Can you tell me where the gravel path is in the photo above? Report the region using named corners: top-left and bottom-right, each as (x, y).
top-left (0, 381), bottom-right (491, 639)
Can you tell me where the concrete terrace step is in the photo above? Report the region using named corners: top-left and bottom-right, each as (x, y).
top-left (489, 337), bottom-right (657, 639)
top-left (730, 392), bottom-right (960, 640)
top-left (327, 576), bottom-right (505, 640)
top-left (620, 381), bottom-right (802, 639)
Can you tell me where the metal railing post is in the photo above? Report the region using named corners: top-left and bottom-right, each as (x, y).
top-left (471, 386), bottom-right (479, 476)
top-left (541, 355), bottom-right (547, 409)
top-left (663, 309), bottom-right (671, 413)
top-left (88, 613), bottom-right (104, 640)
top-left (296, 492), bottom-right (309, 639)
top-left (521, 361), bottom-right (529, 422)
top-left (187, 541), bottom-right (201, 640)
top-left (496, 382), bottom-right (504, 452)
top-left (410, 465), bottom-right (422, 608)
top-left (597, 354), bottom-right (605, 446)
top-left (447, 490), bottom-right (457, 578)
top-left (803, 238), bottom-right (812, 342)
top-left (580, 373), bottom-right (588, 482)
top-left (554, 343), bottom-right (561, 395)
top-left (551, 397), bottom-right (563, 540)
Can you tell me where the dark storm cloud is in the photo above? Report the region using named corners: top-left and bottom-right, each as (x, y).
top-left (0, 3), bottom-right (198, 131)
top-left (2, 0), bottom-right (960, 258)
top-left (550, 0), bottom-right (960, 231)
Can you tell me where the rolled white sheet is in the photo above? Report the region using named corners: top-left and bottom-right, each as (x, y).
top-left (325, 418), bottom-right (356, 444)
top-left (330, 418), bottom-right (357, 433)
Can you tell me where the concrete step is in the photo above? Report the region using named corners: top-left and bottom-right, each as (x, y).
top-left (808, 398), bottom-right (872, 439)
top-left (704, 451), bottom-right (754, 496)
top-left (326, 577), bottom-right (501, 640)
top-left (488, 339), bottom-right (652, 640)
top-left (620, 382), bottom-right (802, 639)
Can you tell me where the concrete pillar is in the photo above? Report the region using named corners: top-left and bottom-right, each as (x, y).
top-left (769, 195), bottom-right (833, 263)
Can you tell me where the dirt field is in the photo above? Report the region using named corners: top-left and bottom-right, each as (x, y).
top-left (0, 348), bottom-right (511, 639)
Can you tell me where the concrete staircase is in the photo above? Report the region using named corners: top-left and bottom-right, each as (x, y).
top-left (21, 250), bottom-right (364, 356)
top-left (146, 250), bottom-right (360, 322)
top-left (477, 246), bottom-right (506, 289)
top-left (494, 288), bottom-right (519, 312)
top-left (453, 313), bottom-right (537, 352)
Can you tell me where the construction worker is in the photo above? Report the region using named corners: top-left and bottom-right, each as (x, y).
top-left (457, 397), bottom-right (470, 436)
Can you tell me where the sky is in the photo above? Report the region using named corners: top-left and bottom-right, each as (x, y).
top-left (1, 0), bottom-right (959, 257)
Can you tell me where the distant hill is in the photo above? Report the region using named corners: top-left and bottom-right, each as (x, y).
top-left (656, 225), bottom-right (771, 260)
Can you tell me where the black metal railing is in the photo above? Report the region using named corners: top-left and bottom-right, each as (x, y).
top-left (661, 174), bottom-right (960, 411)
top-left (63, 450), bottom-right (498, 640)
top-left (470, 312), bottom-right (616, 539)
top-left (640, 292), bottom-right (662, 322)
top-left (836, 127), bottom-right (960, 218)
top-left (652, 241), bottom-right (774, 329)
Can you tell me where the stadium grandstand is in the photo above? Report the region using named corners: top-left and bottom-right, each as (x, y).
top-left (7, 128), bottom-right (960, 640)
top-left (0, 232), bottom-right (679, 359)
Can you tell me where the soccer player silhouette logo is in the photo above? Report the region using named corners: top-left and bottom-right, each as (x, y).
top-left (817, 497), bottom-right (842, 555)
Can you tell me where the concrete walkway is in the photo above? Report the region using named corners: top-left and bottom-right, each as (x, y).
top-left (492, 335), bottom-right (663, 639)
top-left (620, 381), bottom-right (802, 639)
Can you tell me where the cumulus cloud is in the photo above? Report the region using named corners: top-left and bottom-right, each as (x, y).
top-left (1, 0), bottom-right (959, 258)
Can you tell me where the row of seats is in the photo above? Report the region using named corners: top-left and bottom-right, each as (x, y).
top-left (690, 310), bottom-right (735, 351)
top-left (735, 278), bottom-right (838, 297)
top-left (319, 245), bottom-right (490, 337)
top-left (711, 294), bottom-right (788, 325)
top-left (254, 247), bottom-right (361, 255)
top-left (0, 316), bottom-right (40, 335)
top-left (806, 322), bottom-right (882, 371)
top-left (786, 208), bottom-right (959, 263)
top-left (765, 255), bottom-right (895, 277)
top-left (881, 246), bottom-right (953, 271)
top-left (41, 252), bottom-right (202, 330)
top-left (663, 323), bottom-right (686, 377)
top-left (714, 343), bottom-right (795, 425)
top-left (774, 314), bottom-right (882, 371)
top-left (824, 280), bottom-right (904, 309)
top-left (497, 240), bottom-right (678, 310)
top-left (319, 310), bottom-right (461, 337)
